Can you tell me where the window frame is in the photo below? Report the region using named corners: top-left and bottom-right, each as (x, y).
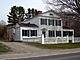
top-left (55, 20), bottom-right (61, 26)
top-left (48, 19), bottom-right (54, 26)
top-left (31, 30), bottom-right (37, 36)
top-left (41, 18), bottom-right (47, 25)
top-left (56, 31), bottom-right (61, 37)
top-left (22, 30), bottom-right (29, 36)
top-left (63, 31), bottom-right (73, 37)
top-left (48, 30), bottom-right (55, 37)
top-left (22, 30), bottom-right (37, 37)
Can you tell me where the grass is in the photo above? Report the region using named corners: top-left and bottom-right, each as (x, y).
top-left (0, 43), bottom-right (10, 54)
top-left (26, 42), bottom-right (80, 49)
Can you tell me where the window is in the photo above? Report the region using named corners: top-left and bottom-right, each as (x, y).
top-left (63, 31), bottom-right (68, 37)
top-left (55, 20), bottom-right (61, 26)
top-left (56, 31), bottom-right (61, 37)
top-left (22, 30), bottom-right (25, 36)
top-left (25, 30), bottom-right (29, 36)
top-left (59, 20), bottom-right (61, 26)
top-left (48, 30), bottom-right (55, 37)
top-left (22, 30), bottom-right (29, 36)
top-left (41, 18), bottom-right (47, 25)
top-left (63, 31), bottom-right (73, 37)
top-left (49, 13), bottom-right (53, 15)
top-left (22, 30), bottom-right (37, 36)
top-left (31, 30), bottom-right (37, 36)
top-left (48, 19), bottom-right (54, 26)
top-left (69, 31), bottom-right (73, 36)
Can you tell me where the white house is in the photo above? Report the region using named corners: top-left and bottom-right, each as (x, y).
top-left (7, 10), bottom-right (74, 44)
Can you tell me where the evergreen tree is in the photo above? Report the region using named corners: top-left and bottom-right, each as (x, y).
top-left (7, 6), bottom-right (25, 24)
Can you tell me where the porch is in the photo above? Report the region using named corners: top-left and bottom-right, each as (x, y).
top-left (20, 27), bottom-right (74, 44)
top-left (22, 34), bottom-right (74, 44)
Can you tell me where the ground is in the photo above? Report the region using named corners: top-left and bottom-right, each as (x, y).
top-left (1, 42), bottom-right (80, 54)
top-left (10, 52), bottom-right (80, 60)
top-left (27, 42), bottom-right (80, 49)
top-left (0, 43), bottom-right (10, 54)
top-left (1, 42), bottom-right (57, 53)
top-left (0, 42), bottom-right (80, 59)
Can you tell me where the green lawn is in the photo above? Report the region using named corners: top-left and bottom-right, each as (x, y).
top-left (0, 43), bottom-right (10, 54)
top-left (26, 42), bottom-right (80, 49)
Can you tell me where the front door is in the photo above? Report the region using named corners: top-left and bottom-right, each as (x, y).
top-left (42, 31), bottom-right (46, 38)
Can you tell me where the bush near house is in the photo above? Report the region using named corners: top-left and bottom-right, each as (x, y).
top-left (26, 42), bottom-right (80, 49)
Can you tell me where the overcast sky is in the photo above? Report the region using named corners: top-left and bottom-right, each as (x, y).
top-left (0, 0), bottom-right (46, 23)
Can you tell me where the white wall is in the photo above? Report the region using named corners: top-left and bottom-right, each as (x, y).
top-left (19, 10), bottom-right (74, 44)
top-left (20, 27), bottom-right (39, 41)
top-left (44, 37), bottom-right (69, 44)
top-left (38, 16), bottom-right (63, 37)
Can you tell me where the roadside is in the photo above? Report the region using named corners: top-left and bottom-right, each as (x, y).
top-left (26, 42), bottom-right (80, 49)
top-left (0, 42), bottom-right (80, 60)
top-left (0, 48), bottom-right (80, 60)
top-left (1, 42), bottom-right (62, 54)
top-left (0, 42), bottom-right (10, 54)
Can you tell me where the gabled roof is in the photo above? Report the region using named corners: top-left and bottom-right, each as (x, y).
top-left (41, 10), bottom-right (59, 15)
top-left (23, 10), bottom-right (60, 22)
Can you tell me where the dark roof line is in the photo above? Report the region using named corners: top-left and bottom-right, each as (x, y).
top-left (7, 23), bottom-right (38, 28)
top-left (20, 23), bottom-right (38, 27)
top-left (63, 26), bottom-right (71, 29)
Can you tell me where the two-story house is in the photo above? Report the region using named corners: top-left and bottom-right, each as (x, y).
top-left (7, 10), bottom-right (74, 44)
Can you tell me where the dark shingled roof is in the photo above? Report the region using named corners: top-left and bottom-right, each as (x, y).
top-left (7, 23), bottom-right (38, 28)
top-left (20, 23), bottom-right (38, 27)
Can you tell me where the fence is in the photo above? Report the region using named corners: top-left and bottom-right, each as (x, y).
top-left (22, 36), bottom-right (41, 43)
top-left (21, 35), bottom-right (76, 44)
top-left (74, 37), bottom-right (80, 43)
top-left (44, 37), bottom-right (69, 44)
top-left (41, 34), bottom-right (70, 44)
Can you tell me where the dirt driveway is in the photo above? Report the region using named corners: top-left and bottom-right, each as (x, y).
top-left (1, 42), bottom-right (58, 54)
top-left (1, 42), bottom-right (80, 60)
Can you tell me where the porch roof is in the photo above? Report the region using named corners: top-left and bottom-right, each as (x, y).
top-left (20, 23), bottom-right (38, 27)
top-left (63, 26), bottom-right (72, 29)
top-left (7, 23), bottom-right (38, 28)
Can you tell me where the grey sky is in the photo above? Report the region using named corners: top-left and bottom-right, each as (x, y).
top-left (0, 0), bottom-right (46, 23)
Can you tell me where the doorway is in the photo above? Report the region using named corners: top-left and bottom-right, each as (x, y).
top-left (42, 31), bottom-right (46, 38)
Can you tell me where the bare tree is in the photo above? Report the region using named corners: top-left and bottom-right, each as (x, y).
top-left (0, 22), bottom-right (7, 40)
top-left (43, 0), bottom-right (80, 14)
top-left (42, 0), bottom-right (80, 36)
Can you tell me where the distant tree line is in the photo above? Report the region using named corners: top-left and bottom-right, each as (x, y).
top-left (25, 8), bottom-right (42, 19)
top-left (0, 20), bottom-right (7, 40)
